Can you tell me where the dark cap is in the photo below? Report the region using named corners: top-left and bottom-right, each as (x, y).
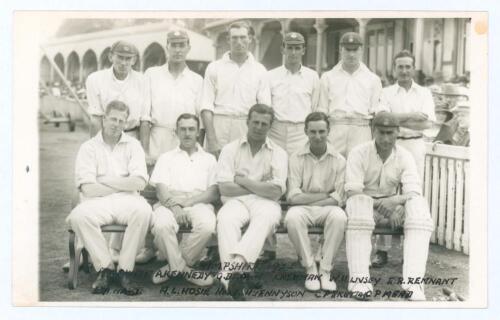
top-left (167, 29), bottom-right (189, 43)
top-left (283, 32), bottom-right (305, 45)
top-left (110, 41), bottom-right (138, 57)
top-left (339, 32), bottom-right (363, 48)
top-left (373, 112), bottom-right (399, 128)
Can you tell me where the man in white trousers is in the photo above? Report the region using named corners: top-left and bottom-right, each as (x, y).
top-left (140, 30), bottom-right (203, 163)
top-left (344, 112), bottom-right (434, 301)
top-left (318, 32), bottom-right (383, 158)
top-left (285, 112), bottom-right (346, 292)
top-left (373, 50), bottom-right (436, 267)
top-left (66, 100), bottom-right (152, 295)
top-left (149, 113), bottom-right (218, 287)
top-left (215, 104), bottom-right (288, 300)
top-left (266, 32), bottom-right (320, 155)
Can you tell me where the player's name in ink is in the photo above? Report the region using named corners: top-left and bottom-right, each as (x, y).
top-left (159, 285), bottom-right (306, 299)
top-left (93, 287), bottom-right (144, 296)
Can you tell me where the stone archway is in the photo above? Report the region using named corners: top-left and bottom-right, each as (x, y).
top-left (40, 56), bottom-right (51, 85)
top-left (142, 42), bottom-right (166, 71)
top-left (259, 20), bottom-right (283, 70)
top-left (53, 53), bottom-right (65, 83)
top-left (99, 47), bottom-right (111, 69)
top-left (66, 51), bottom-right (80, 83)
top-left (82, 49), bottom-right (98, 82)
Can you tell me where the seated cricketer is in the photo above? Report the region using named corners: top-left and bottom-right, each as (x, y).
top-left (149, 113), bottom-right (218, 287)
top-left (215, 104), bottom-right (288, 300)
top-left (66, 100), bottom-right (152, 295)
top-left (285, 112), bottom-right (347, 292)
top-left (344, 112), bottom-right (434, 301)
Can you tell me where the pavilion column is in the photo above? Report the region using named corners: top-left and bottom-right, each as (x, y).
top-left (413, 18), bottom-right (425, 83)
top-left (314, 18), bottom-right (327, 73)
top-left (357, 18), bottom-right (369, 61)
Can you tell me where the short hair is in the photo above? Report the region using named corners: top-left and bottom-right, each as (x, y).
top-left (105, 100), bottom-right (130, 117)
top-left (305, 112), bottom-right (330, 130)
top-left (393, 50), bottom-right (415, 67)
top-left (228, 21), bottom-right (254, 36)
top-left (176, 113), bottom-right (200, 129)
top-left (247, 104), bottom-right (275, 124)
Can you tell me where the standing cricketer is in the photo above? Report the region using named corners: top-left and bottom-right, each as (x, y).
top-left (201, 21), bottom-right (270, 157)
top-left (344, 112), bottom-right (434, 301)
top-left (215, 104), bottom-right (288, 300)
top-left (266, 32), bottom-right (320, 155)
top-left (285, 112), bottom-right (346, 292)
top-left (140, 29), bottom-right (203, 163)
top-left (149, 114), bottom-right (218, 287)
top-left (318, 32), bottom-right (383, 158)
top-left (86, 41), bottom-right (144, 140)
top-left (373, 50), bottom-right (435, 267)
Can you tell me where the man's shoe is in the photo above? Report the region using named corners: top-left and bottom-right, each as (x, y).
top-left (371, 250), bottom-right (388, 268)
top-left (348, 282), bottom-right (373, 301)
top-left (304, 263), bottom-right (320, 292)
top-left (257, 250), bottom-right (276, 263)
top-left (62, 259), bottom-right (85, 273)
top-left (183, 269), bottom-right (214, 287)
top-left (135, 247), bottom-right (156, 264)
top-left (197, 246), bottom-right (219, 269)
top-left (227, 273), bottom-right (248, 301)
top-left (405, 284), bottom-right (426, 301)
top-left (319, 269), bottom-right (337, 292)
top-left (91, 268), bottom-right (112, 294)
top-left (152, 264), bottom-right (171, 285)
top-left (118, 270), bottom-right (142, 296)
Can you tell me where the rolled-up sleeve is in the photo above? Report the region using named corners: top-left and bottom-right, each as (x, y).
top-left (286, 154), bottom-right (303, 201)
top-left (269, 148), bottom-right (288, 196)
top-left (400, 151), bottom-right (422, 195)
top-left (74, 143), bottom-right (97, 188)
top-left (85, 73), bottom-right (103, 116)
top-left (377, 89), bottom-right (392, 113)
top-left (330, 156), bottom-right (346, 207)
top-left (422, 88), bottom-right (436, 122)
top-left (207, 156), bottom-right (218, 187)
top-left (149, 154), bottom-right (169, 187)
top-left (200, 62), bottom-right (217, 113)
top-left (345, 148), bottom-right (365, 194)
top-left (127, 141), bottom-right (149, 183)
top-left (216, 144), bottom-right (236, 183)
top-left (369, 76), bottom-right (383, 114)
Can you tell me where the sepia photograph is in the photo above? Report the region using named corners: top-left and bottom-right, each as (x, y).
top-left (10, 11), bottom-right (488, 308)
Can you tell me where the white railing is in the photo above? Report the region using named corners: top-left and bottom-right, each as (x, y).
top-left (423, 143), bottom-right (470, 255)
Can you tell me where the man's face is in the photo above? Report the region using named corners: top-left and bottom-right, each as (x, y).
top-left (373, 126), bottom-right (398, 152)
top-left (102, 109), bottom-right (128, 138)
top-left (282, 43), bottom-right (305, 65)
top-left (340, 46), bottom-right (362, 68)
top-left (455, 111), bottom-right (470, 129)
top-left (167, 40), bottom-right (190, 63)
top-left (247, 112), bottom-right (272, 142)
top-left (176, 118), bottom-right (199, 149)
top-left (229, 27), bottom-right (250, 56)
top-left (394, 56), bottom-right (415, 83)
top-left (110, 52), bottom-right (136, 76)
top-left (305, 120), bottom-right (329, 148)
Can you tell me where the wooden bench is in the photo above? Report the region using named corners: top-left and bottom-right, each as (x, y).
top-left (67, 188), bottom-right (403, 289)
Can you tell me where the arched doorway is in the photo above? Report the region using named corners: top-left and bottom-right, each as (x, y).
top-left (99, 47), bottom-right (111, 69)
top-left (53, 53), bottom-right (65, 83)
top-left (40, 56), bottom-right (51, 86)
top-left (66, 51), bottom-right (80, 84)
top-left (142, 42), bottom-right (166, 71)
top-left (259, 20), bottom-right (283, 70)
top-left (288, 19), bottom-right (317, 70)
top-left (324, 18), bottom-right (359, 70)
top-left (82, 49), bottom-right (98, 82)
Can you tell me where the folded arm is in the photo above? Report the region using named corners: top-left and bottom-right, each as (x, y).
top-left (235, 176), bottom-right (282, 201)
top-left (98, 176), bottom-right (146, 192)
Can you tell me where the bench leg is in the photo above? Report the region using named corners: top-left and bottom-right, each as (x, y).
top-left (68, 231), bottom-right (80, 289)
top-left (82, 248), bottom-right (90, 273)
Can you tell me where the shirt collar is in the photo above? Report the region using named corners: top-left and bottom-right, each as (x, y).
top-left (298, 142), bottom-right (338, 158)
top-left (396, 80), bottom-right (418, 93)
top-left (283, 64), bottom-right (303, 75)
top-left (95, 130), bottom-right (133, 145)
top-left (108, 67), bottom-right (131, 82)
top-left (335, 61), bottom-right (367, 76)
top-left (174, 143), bottom-right (203, 156)
top-left (163, 63), bottom-right (190, 78)
top-left (239, 135), bottom-right (274, 150)
top-left (372, 140), bottom-right (398, 164)
top-left (222, 51), bottom-right (255, 65)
